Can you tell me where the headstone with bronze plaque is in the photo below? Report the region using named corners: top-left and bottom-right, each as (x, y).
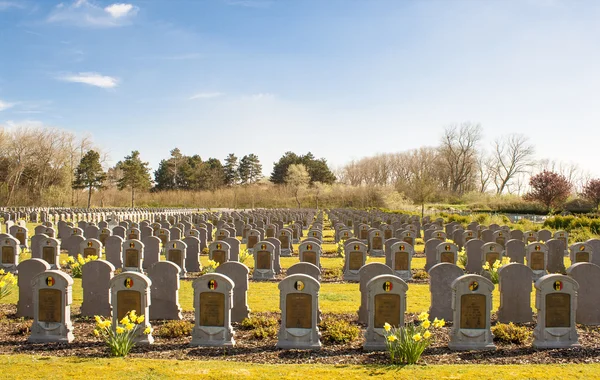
top-left (253, 241), bottom-right (275, 280)
top-left (363, 274), bottom-right (408, 351)
top-left (41, 237), bottom-right (60, 269)
top-left (399, 230), bottom-right (414, 246)
top-left (526, 242), bottom-right (548, 281)
top-left (343, 241), bottom-right (367, 281)
top-left (247, 230), bottom-right (260, 252)
top-left (121, 239), bottom-right (144, 273)
top-left (80, 238), bottom-right (102, 259)
top-left (369, 230), bottom-right (385, 257)
top-left (570, 243), bottom-right (592, 264)
top-left (110, 271), bottom-right (153, 344)
top-left (28, 270), bottom-right (74, 343)
top-left (209, 241), bottom-right (230, 266)
top-left (0, 236), bottom-right (19, 273)
top-left (299, 241), bottom-right (321, 268)
top-left (279, 228), bottom-right (293, 256)
top-left (276, 274), bottom-right (321, 349)
top-left (390, 241), bottom-right (413, 281)
top-left (482, 242), bottom-right (503, 268)
top-left (191, 273), bottom-right (235, 347)
top-left (436, 242), bottom-right (458, 266)
top-left (167, 240), bottom-right (188, 278)
top-left (448, 274), bottom-right (495, 351)
top-left (533, 274), bottom-right (580, 348)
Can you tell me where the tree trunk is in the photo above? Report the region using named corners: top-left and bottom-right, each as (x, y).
top-left (87, 185), bottom-right (92, 209)
top-left (131, 187), bottom-right (135, 208)
top-left (421, 203), bottom-right (425, 219)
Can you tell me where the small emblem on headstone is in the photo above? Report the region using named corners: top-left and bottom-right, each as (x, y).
top-left (46, 276), bottom-right (55, 287)
top-left (383, 281), bottom-right (393, 292)
top-left (124, 278), bottom-right (134, 288)
top-left (294, 280), bottom-right (305, 291)
top-left (208, 279), bottom-right (218, 290)
top-left (554, 281), bottom-right (563, 291)
top-left (469, 281), bottom-right (479, 291)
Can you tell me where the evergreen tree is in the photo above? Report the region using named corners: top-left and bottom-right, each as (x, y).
top-left (239, 154), bottom-right (263, 184)
top-left (72, 150), bottom-right (106, 209)
top-left (270, 151), bottom-right (336, 185)
top-left (223, 153), bottom-right (239, 186)
top-left (116, 150), bottom-right (152, 207)
top-left (153, 148), bottom-right (190, 190)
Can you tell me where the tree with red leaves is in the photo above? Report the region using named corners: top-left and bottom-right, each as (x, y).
top-left (524, 170), bottom-right (572, 212)
top-left (582, 179), bottom-right (600, 211)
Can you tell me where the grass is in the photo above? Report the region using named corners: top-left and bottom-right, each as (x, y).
top-left (0, 355), bottom-right (597, 379)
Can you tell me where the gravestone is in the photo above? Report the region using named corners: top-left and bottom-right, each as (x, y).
top-left (369, 230), bottom-right (384, 257)
top-left (497, 263), bottom-right (534, 323)
top-left (166, 240), bottom-right (187, 278)
top-left (390, 241), bottom-right (413, 281)
top-left (110, 272), bottom-right (153, 344)
top-left (266, 237), bottom-right (282, 275)
top-left (299, 241), bottom-right (321, 268)
top-left (547, 239), bottom-right (567, 273)
top-left (253, 241), bottom-right (276, 280)
top-left (223, 237), bottom-right (241, 262)
top-left (533, 274), bottom-right (579, 348)
top-left (567, 262), bottom-right (600, 325)
top-left (190, 273), bottom-right (235, 347)
top-left (424, 238), bottom-right (443, 272)
top-left (122, 239), bottom-right (144, 273)
top-left (209, 241), bottom-right (230, 265)
top-left (363, 274), bottom-right (408, 351)
top-left (0, 236), bottom-right (20, 273)
top-left (183, 236), bottom-right (202, 272)
top-left (28, 270), bottom-right (74, 343)
top-left (436, 242), bottom-right (458, 266)
top-left (216, 262), bottom-right (250, 323)
top-left (105, 235), bottom-right (124, 269)
top-left (505, 239), bottom-right (526, 264)
top-left (538, 229), bottom-right (552, 242)
top-left (287, 262), bottom-right (321, 282)
top-left (570, 243), bottom-right (592, 264)
top-left (482, 242), bottom-right (503, 268)
top-left (357, 263), bottom-right (394, 324)
top-left (40, 237), bottom-right (60, 269)
top-left (276, 274), bottom-right (321, 350)
top-left (527, 242), bottom-right (548, 281)
top-left (17, 259), bottom-right (51, 318)
top-left (142, 236), bottom-right (161, 270)
top-left (428, 263), bottom-right (464, 322)
top-left (81, 260), bottom-right (115, 317)
top-left (148, 261), bottom-right (183, 320)
top-left (465, 239), bottom-right (484, 273)
top-left (80, 238), bottom-right (102, 259)
top-left (343, 241), bottom-right (367, 282)
top-left (279, 229), bottom-right (293, 257)
top-left (448, 274), bottom-right (495, 351)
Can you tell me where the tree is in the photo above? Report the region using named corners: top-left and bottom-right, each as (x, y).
top-left (524, 170), bottom-right (572, 213)
top-left (154, 148), bottom-right (190, 190)
top-left (491, 134), bottom-right (535, 194)
top-left (115, 151), bottom-right (152, 207)
top-left (439, 122), bottom-right (481, 194)
top-left (582, 179), bottom-right (600, 210)
top-left (223, 153), bottom-right (239, 186)
top-left (72, 150), bottom-right (106, 208)
top-left (238, 154), bottom-right (263, 184)
top-left (397, 147), bottom-right (440, 218)
top-left (286, 164), bottom-right (310, 208)
top-left (270, 151), bottom-right (335, 185)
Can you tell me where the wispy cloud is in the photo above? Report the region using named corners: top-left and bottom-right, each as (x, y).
top-left (59, 72), bottom-right (119, 88)
top-left (0, 1), bottom-right (24, 11)
top-left (47, 0), bottom-right (138, 28)
top-left (246, 93), bottom-right (275, 100)
top-left (0, 100), bottom-right (15, 111)
top-left (189, 92), bottom-right (224, 100)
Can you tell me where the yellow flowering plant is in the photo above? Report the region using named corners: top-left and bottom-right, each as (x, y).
top-left (201, 259), bottom-right (220, 274)
top-left (383, 311), bottom-right (446, 365)
top-left (0, 269), bottom-right (18, 301)
top-left (62, 254), bottom-right (98, 278)
top-left (482, 256), bottom-right (511, 284)
top-left (93, 310), bottom-right (152, 357)
top-left (457, 247), bottom-right (467, 269)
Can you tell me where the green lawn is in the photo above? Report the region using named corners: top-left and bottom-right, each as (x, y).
top-left (0, 355), bottom-right (596, 380)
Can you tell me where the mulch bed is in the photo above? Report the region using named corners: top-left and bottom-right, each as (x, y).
top-left (2, 304), bottom-right (600, 365)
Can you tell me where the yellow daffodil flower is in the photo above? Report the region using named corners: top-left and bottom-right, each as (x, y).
top-left (413, 333), bottom-right (422, 342)
top-left (387, 335), bottom-right (397, 342)
top-left (116, 326), bottom-right (125, 334)
top-left (383, 322), bottom-right (391, 332)
top-left (423, 330), bottom-right (431, 339)
top-left (422, 320), bottom-right (431, 329)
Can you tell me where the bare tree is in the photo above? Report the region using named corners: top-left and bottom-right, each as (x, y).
top-left (397, 147), bottom-right (440, 218)
top-left (440, 122), bottom-right (482, 194)
top-left (491, 134), bottom-right (535, 194)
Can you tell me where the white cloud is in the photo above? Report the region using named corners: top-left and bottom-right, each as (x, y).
top-left (105, 3), bottom-right (134, 18)
top-left (0, 1), bottom-right (23, 11)
top-left (0, 100), bottom-right (15, 111)
top-left (189, 92), bottom-right (224, 100)
top-left (59, 72), bottom-right (119, 88)
top-left (47, 0), bottom-right (138, 27)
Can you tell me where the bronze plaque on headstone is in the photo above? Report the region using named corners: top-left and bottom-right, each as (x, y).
top-left (403, 237), bottom-right (413, 246)
top-left (440, 252), bottom-right (454, 263)
top-left (546, 293), bottom-right (571, 328)
top-left (83, 247), bottom-right (96, 258)
top-left (530, 251), bottom-right (545, 270)
top-left (266, 228), bottom-right (274, 238)
top-left (125, 249), bottom-right (139, 267)
top-left (360, 230), bottom-right (368, 240)
top-left (280, 235), bottom-right (289, 247)
top-left (15, 232), bottom-right (25, 245)
top-left (42, 246), bottom-right (56, 264)
top-left (349, 251), bottom-right (363, 271)
top-left (2, 246), bottom-right (14, 264)
top-left (100, 234), bottom-right (108, 245)
top-left (394, 252), bottom-right (409, 271)
top-left (496, 237), bottom-right (505, 246)
top-left (256, 250), bottom-right (271, 270)
top-left (39, 288), bottom-right (61, 323)
top-left (199, 291), bottom-right (225, 327)
top-left (303, 251), bottom-right (317, 266)
top-left (128, 233), bottom-right (138, 240)
top-left (384, 230), bottom-right (392, 240)
top-left (169, 249), bottom-right (182, 268)
top-left (247, 236), bottom-right (258, 249)
top-left (460, 294), bottom-right (486, 329)
top-left (575, 251), bottom-right (590, 263)
top-left (292, 229), bottom-right (298, 239)
top-left (485, 252), bottom-right (500, 267)
top-left (374, 293), bottom-right (400, 328)
top-left (372, 237), bottom-right (383, 250)
top-left (285, 293), bottom-right (312, 329)
top-left (159, 235), bottom-right (167, 245)
top-left (117, 290), bottom-right (141, 320)
top-left (212, 250), bottom-right (226, 265)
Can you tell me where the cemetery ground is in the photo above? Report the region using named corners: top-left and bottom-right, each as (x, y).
top-left (1, 222), bottom-right (600, 378)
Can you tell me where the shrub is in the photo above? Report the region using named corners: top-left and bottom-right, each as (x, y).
top-left (94, 311), bottom-right (152, 357)
top-left (201, 247), bottom-right (209, 255)
top-left (0, 269), bottom-right (18, 301)
top-left (201, 260), bottom-right (219, 275)
top-left (252, 326), bottom-right (278, 339)
top-left (457, 248), bottom-right (467, 269)
top-left (62, 254), bottom-right (98, 278)
top-left (491, 322), bottom-right (531, 344)
top-left (383, 312), bottom-right (445, 365)
top-left (482, 257), bottom-right (511, 284)
top-left (238, 248), bottom-right (252, 264)
top-left (413, 269), bottom-right (429, 280)
top-left (13, 319), bottom-right (32, 335)
top-left (319, 316), bottom-right (360, 344)
top-left (156, 320), bottom-right (193, 338)
top-left (322, 266), bottom-right (343, 281)
top-left (241, 316), bottom-right (279, 340)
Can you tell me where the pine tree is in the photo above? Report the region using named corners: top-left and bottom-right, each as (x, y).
top-left (72, 150), bottom-right (106, 208)
top-left (239, 154), bottom-right (263, 184)
top-left (223, 153), bottom-right (239, 186)
top-left (115, 150), bottom-right (152, 207)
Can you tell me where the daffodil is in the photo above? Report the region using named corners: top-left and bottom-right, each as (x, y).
top-left (418, 312), bottom-right (429, 322)
top-left (0, 269), bottom-right (5, 275)
top-left (125, 323), bottom-right (135, 331)
top-left (136, 315), bottom-right (145, 324)
top-left (143, 326), bottom-right (152, 335)
top-left (116, 326), bottom-right (125, 334)
top-left (383, 322), bottom-right (391, 332)
top-left (94, 315), bottom-right (102, 324)
top-left (128, 310), bottom-right (137, 320)
top-left (387, 334), bottom-right (397, 342)
top-left (93, 329), bottom-right (100, 337)
top-left (422, 320), bottom-right (431, 329)
top-left (413, 333), bottom-right (422, 342)
top-left (423, 330), bottom-right (431, 339)
top-left (0, 281), bottom-right (6, 288)
top-left (120, 316), bottom-right (130, 325)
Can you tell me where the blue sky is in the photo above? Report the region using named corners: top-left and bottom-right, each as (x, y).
top-left (0, 0), bottom-right (599, 177)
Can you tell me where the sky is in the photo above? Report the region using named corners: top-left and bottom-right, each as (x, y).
top-left (0, 0), bottom-right (599, 177)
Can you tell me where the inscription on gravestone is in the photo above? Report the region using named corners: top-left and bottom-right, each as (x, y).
top-left (349, 251), bottom-right (363, 270)
top-left (531, 252), bottom-right (545, 270)
top-left (460, 294), bottom-right (485, 329)
top-left (303, 251), bottom-right (317, 266)
top-left (486, 252), bottom-right (499, 267)
top-left (170, 249), bottom-right (182, 268)
top-left (117, 290), bottom-right (141, 320)
top-left (546, 293), bottom-right (570, 328)
top-left (395, 252), bottom-right (408, 271)
top-left (576, 251), bottom-right (589, 263)
top-left (199, 292), bottom-right (225, 327)
top-left (83, 248), bottom-right (96, 258)
top-left (372, 237), bottom-right (383, 250)
top-left (441, 252), bottom-right (454, 263)
top-left (42, 247), bottom-right (55, 264)
top-left (256, 251), bottom-right (271, 270)
top-left (212, 250), bottom-right (225, 265)
top-left (285, 293), bottom-right (311, 329)
top-left (374, 293), bottom-right (400, 328)
top-left (125, 249), bottom-right (138, 267)
top-left (38, 288), bottom-right (61, 323)
top-left (2, 246), bottom-right (14, 263)
top-left (16, 232), bottom-right (25, 245)
top-left (280, 235), bottom-right (289, 247)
